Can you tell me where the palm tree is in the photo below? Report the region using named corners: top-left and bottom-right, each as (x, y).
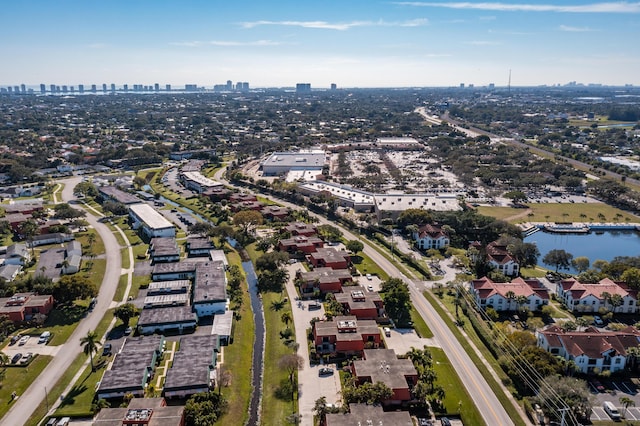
top-left (620, 396), bottom-right (635, 418)
top-left (281, 312), bottom-right (292, 327)
top-left (87, 233), bottom-right (96, 249)
top-left (505, 291), bottom-right (516, 310)
top-left (0, 352), bottom-right (9, 366)
top-left (81, 330), bottom-right (101, 371)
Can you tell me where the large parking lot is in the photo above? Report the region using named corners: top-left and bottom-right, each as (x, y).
top-left (589, 379), bottom-right (640, 421)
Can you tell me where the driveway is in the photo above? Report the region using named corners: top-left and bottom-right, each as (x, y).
top-left (383, 327), bottom-right (440, 355)
top-left (284, 264), bottom-right (341, 425)
top-left (2, 338), bottom-right (61, 357)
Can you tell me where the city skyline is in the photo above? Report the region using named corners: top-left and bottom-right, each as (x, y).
top-left (1, 0), bottom-right (639, 87)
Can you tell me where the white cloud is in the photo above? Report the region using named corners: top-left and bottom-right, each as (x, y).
top-left (394, 2), bottom-right (640, 13)
top-left (240, 19), bottom-right (428, 30)
top-left (559, 25), bottom-right (594, 32)
top-left (170, 40), bottom-right (284, 47)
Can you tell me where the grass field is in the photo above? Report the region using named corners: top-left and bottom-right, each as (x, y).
top-left (54, 353), bottom-right (110, 417)
top-left (218, 249), bottom-right (253, 426)
top-left (477, 203), bottom-right (640, 224)
top-left (0, 356), bottom-right (52, 417)
top-left (261, 291), bottom-right (298, 425)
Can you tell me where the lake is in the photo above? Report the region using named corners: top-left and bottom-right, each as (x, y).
top-left (525, 230), bottom-right (640, 273)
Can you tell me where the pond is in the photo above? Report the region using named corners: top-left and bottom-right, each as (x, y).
top-left (524, 230), bottom-right (640, 273)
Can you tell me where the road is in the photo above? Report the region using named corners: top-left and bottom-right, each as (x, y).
top-left (2, 176), bottom-right (123, 426)
top-left (213, 167), bottom-right (517, 426)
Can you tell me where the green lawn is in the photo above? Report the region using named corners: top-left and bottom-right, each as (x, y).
top-left (410, 306), bottom-right (433, 338)
top-left (261, 291), bottom-right (298, 425)
top-left (431, 347), bottom-right (485, 425)
top-left (0, 356), bottom-right (52, 417)
top-left (41, 302), bottom-right (92, 346)
top-left (477, 203), bottom-right (640, 224)
top-left (113, 274), bottom-right (128, 302)
top-left (75, 229), bottom-right (105, 257)
top-left (218, 249), bottom-right (253, 426)
top-left (54, 354), bottom-right (110, 417)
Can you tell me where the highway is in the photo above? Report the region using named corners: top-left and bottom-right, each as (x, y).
top-left (2, 176), bottom-right (122, 426)
top-left (214, 167), bottom-right (517, 426)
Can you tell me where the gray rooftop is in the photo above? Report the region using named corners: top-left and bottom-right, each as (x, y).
top-left (352, 349), bottom-right (417, 390)
top-left (99, 186), bottom-right (141, 205)
top-left (150, 237), bottom-right (180, 256)
top-left (193, 261), bottom-right (227, 303)
top-left (212, 310), bottom-right (234, 338)
top-left (147, 280), bottom-right (190, 295)
top-left (143, 293), bottom-right (189, 308)
top-left (326, 404), bottom-right (412, 426)
top-left (163, 334), bottom-right (219, 393)
top-left (138, 306), bottom-right (197, 327)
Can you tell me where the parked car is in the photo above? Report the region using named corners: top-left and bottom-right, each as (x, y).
top-left (124, 326), bottom-right (133, 335)
top-left (591, 379), bottom-right (605, 392)
top-left (20, 353), bottom-right (33, 364)
top-left (319, 367), bottom-right (334, 376)
top-left (39, 331), bottom-right (51, 344)
top-left (367, 285), bottom-right (374, 292)
top-left (11, 353), bottom-right (23, 364)
top-left (309, 302), bottom-right (321, 310)
top-left (102, 343), bottom-right (113, 356)
top-left (10, 334), bottom-right (22, 346)
top-left (384, 327), bottom-right (391, 337)
top-left (18, 335), bottom-right (30, 346)
top-left (366, 274), bottom-right (372, 280)
top-left (440, 418), bottom-right (452, 426)
top-left (593, 315), bottom-right (604, 326)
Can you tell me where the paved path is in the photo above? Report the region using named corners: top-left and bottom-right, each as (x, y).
top-left (2, 176), bottom-right (123, 426)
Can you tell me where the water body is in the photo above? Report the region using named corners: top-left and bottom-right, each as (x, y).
top-left (525, 230), bottom-right (640, 273)
top-left (241, 259), bottom-right (265, 426)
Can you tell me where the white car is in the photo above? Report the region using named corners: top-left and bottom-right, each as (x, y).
top-left (18, 335), bottom-right (30, 346)
top-left (366, 274), bottom-right (372, 280)
top-left (384, 327), bottom-right (391, 337)
top-left (367, 285), bottom-right (374, 292)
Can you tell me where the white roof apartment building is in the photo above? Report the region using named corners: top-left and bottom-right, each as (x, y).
top-left (179, 171), bottom-right (223, 193)
top-left (129, 203), bottom-right (176, 238)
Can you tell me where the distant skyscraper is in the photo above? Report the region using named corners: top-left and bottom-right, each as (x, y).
top-left (459, 83), bottom-right (465, 88)
top-left (110, 83), bottom-right (116, 92)
top-left (154, 83), bottom-right (159, 91)
top-left (102, 83), bottom-right (107, 92)
top-left (61, 85), bottom-right (68, 93)
top-left (78, 84), bottom-right (85, 93)
top-left (91, 84), bottom-right (97, 93)
top-left (488, 83), bottom-right (495, 89)
top-left (330, 83), bottom-right (337, 90)
top-left (226, 80), bottom-right (232, 90)
top-left (165, 84), bottom-right (171, 91)
top-left (242, 82), bottom-right (249, 91)
top-left (185, 84), bottom-right (198, 91)
top-left (50, 84), bottom-right (56, 93)
top-left (7, 87), bottom-right (12, 94)
top-left (70, 86), bottom-right (75, 93)
top-left (40, 84), bottom-right (46, 94)
top-left (296, 83), bottom-right (311, 93)
top-left (20, 84), bottom-right (26, 93)
top-left (123, 84), bottom-right (128, 91)
top-left (14, 86), bottom-right (20, 93)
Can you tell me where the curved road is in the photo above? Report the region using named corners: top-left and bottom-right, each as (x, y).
top-left (214, 168), bottom-right (516, 426)
top-left (2, 176), bottom-right (122, 426)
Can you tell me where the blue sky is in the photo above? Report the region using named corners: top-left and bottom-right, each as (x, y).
top-left (1, 0), bottom-right (639, 88)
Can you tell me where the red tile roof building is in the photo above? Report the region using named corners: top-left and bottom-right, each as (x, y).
top-left (278, 235), bottom-right (324, 254)
top-left (537, 325), bottom-right (640, 374)
top-left (296, 267), bottom-right (352, 296)
top-left (470, 276), bottom-right (550, 312)
top-left (308, 247), bottom-right (351, 269)
top-left (412, 224), bottom-right (449, 250)
top-left (557, 277), bottom-right (638, 314)
top-left (0, 292), bottom-right (54, 322)
top-left (334, 286), bottom-right (385, 320)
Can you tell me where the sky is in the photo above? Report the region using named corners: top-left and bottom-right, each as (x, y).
top-left (1, 0), bottom-right (640, 88)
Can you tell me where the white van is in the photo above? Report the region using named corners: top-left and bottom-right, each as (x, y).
top-left (603, 401), bottom-right (621, 420)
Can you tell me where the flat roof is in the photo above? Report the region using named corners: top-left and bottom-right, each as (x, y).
top-left (164, 334), bottom-right (219, 393)
top-left (138, 306), bottom-right (197, 327)
top-left (181, 171), bottom-right (222, 188)
top-left (353, 349), bottom-right (417, 390)
top-left (326, 403), bottom-right (412, 426)
top-left (374, 193), bottom-right (462, 212)
top-left (262, 151), bottom-right (326, 169)
top-left (129, 204), bottom-right (174, 230)
top-left (193, 261), bottom-right (227, 303)
top-left (99, 186), bottom-right (141, 204)
top-left (150, 237), bottom-right (180, 256)
top-left (98, 336), bottom-right (164, 395)
top-left (143, 293), bottom-right (189, 307)
top-left (212, 310), bottom-right (234, 337)
top-left (147, 280), bottom-right (190, 294)
top-left (299, 181), bottom-right (374, 205)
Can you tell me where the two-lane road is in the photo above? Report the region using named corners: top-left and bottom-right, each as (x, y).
top-left (2, 176), bottom-right (122, 426)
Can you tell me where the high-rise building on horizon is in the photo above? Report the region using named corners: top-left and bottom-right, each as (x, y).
top-left (110, 83), bottom-right (116, 92)
top-left (102, 83), bottom-right (107, 92)
top-left (40, 84), bottom-right (46, 94)
top-left (166, 84), bottom-right (171, 91)
top-left (78, 84), bottom-right (84, 94)
top-left (296, 83), bottom-right (311, 93)
top-left (123, 84), bottom-right (128, 92)
top-left (226, 80), bottom-right (232, 90)
top-left (154, 83), bottom-right (160, 91)
top-left (185, 84), bottom-right (198, 91)
top-left (330, 83), bottom-right (337, 90)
